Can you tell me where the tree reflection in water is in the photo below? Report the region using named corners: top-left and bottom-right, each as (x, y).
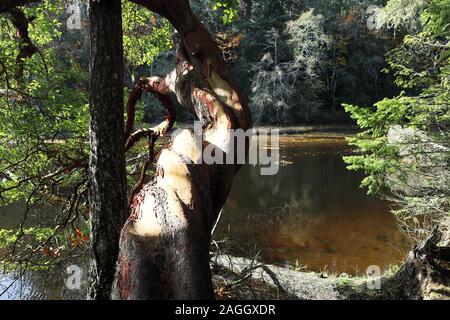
top-left (0, 135), bottom-right (411, 299)
top-left (215, 135), bottom-right (411, 274)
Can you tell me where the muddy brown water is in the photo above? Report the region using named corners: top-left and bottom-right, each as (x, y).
top-left (214, 135), bottom-right (410, 274)
top-left (0, 134), bottom-right (410, 299)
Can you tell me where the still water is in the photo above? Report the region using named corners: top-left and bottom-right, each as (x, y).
top-left (0, 134), bottom-right (410, 299)
top-left (215, 134), bottom-right (410, 274)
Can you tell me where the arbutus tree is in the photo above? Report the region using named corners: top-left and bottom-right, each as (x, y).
top-left (0, 0), bottom-right (251, 300)
top-left (112, 0), bottom-right (252, 300)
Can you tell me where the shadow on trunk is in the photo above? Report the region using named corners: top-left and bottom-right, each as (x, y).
top-left (112, 0), bottom-right (252, 300)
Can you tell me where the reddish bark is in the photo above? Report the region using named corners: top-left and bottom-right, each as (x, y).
top-left (112, 0), bottom-right (252, 300)
top-left (0, 0), bottom-right (41, 13)
top-left (124, 81), bottom-right (145, 143)
top-left (5, 8), bottom-right (39, 79)
top-left (131, 0), bottom-right (251, 130)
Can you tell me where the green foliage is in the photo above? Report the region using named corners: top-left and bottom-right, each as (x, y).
top-left (0, 0), bottom-right (89, 204)
top-left (0, 227), bottom-right (54, 249)
top-left (191, 0), bottom-right (240, 35)
top-left (0, 1), bottom-right (173, 204)
top-left (344, 0), bottom-right (450, 239)
top-left (209, 0), bottom-right (239, 25)
top-left (122, 2), bottom-right (172, 68)
top-left (343, 97), bottom-right (411, 194)
top-left (224, 1), bottom-right (399, 124)
top-left (421, 0), bottom-right (450, 37)
top-left (0, 0), bottom-right (172, 273)
top-left (247, 2), bottom-right (397, 124)
top-left (0, 224), bottom-right (90, 272)
top-left (378, 0), bottom-right (428, 32)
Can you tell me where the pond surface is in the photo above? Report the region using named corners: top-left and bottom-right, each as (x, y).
top-left (214, 134), bottom-right (410, 274)
top-left (0, 134), bottom-right (410, 299)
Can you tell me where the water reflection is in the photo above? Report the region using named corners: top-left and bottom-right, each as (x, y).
top-left (215, 135), bottom-right (410, 274)
top-left (0, 264), bottom-right (87, 300)
top-left (0, 134), bottom-right (410, 299)
top-left (0, 202), bottom-right (88, 300)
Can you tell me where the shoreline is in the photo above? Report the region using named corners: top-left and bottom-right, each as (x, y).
top-left (163, 123), bottom-right (359, 138)
top-left (212, 254), bottom-right (387, 300)
top-left (253, 125), bottom-right (358, 135)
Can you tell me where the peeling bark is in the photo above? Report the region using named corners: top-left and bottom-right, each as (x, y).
top-left (112, 0), bottom-right (252, 300)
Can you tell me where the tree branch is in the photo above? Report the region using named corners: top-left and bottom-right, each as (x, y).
top-left (6, 8), bottom-right (38, 79)
top-left (124, 75), bottom-right (177, 149)
top-left (0, 0), bottom-right (41, 13)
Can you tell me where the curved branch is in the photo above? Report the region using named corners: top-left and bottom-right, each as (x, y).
top-left (124, 80), bottom-right (145, 142)
top-left (124, 75), bottom-right (177, 148)
top-left (114, 0), bottom-right (253, 300)
top-left (0, 0), bottom-right (41, 13)
top-left (7, 8), bottom-right (38, 79)
top-left (125, 128), bottom-right (154, 152)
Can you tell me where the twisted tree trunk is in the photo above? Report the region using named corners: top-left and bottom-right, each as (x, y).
top-left (111, 0), bottom-right (252, 300)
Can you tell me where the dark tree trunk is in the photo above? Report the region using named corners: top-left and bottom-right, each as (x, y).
top-left (385, 228), bottom-right (450, 300)
top-left (88, 0), bottom-right (128, 300)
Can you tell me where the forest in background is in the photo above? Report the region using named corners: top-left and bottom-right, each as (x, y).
top-left (193, 0), bottom-right (449, 243)
top-left (194, 0), bottom-right (399, 124)
top-left (0, 0), bottom-right (448, 300)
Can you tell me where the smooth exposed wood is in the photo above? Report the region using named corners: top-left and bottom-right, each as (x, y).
top-left (112, 0), bottom-right (252, 300)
